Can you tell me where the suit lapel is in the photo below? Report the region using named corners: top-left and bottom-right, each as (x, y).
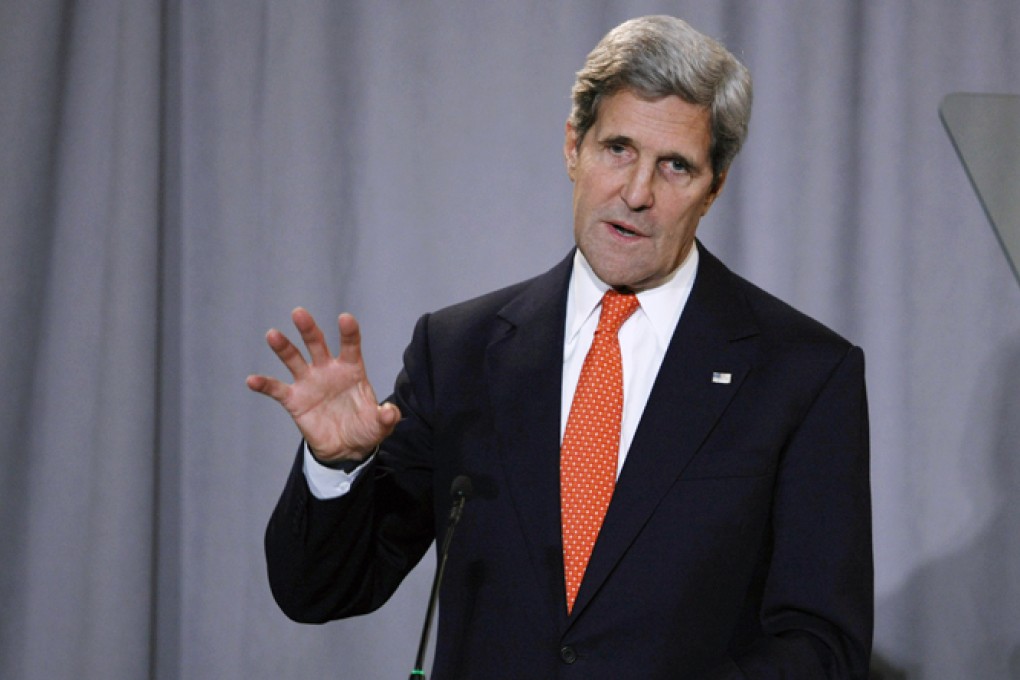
top-left (567, 247), bottom-right (760, 623)
top-left (483, 247), bottom-right (763, 627)
top-left (485, 253), bottom-right (574, 627)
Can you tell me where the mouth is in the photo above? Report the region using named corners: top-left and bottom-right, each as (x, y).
top-left (607, 221), bottom-right (644, 238)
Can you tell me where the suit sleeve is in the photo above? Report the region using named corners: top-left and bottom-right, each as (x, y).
top-left (264, 314), bottom-right (439, 624)
top-left (708, 345), bottom-right (873, 679)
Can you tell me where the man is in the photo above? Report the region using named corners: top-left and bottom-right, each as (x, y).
top-left (248, 15), bottom-right (872, 679)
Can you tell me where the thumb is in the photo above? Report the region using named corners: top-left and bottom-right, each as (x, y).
top-left (378, 402), bottom-right (401, 430)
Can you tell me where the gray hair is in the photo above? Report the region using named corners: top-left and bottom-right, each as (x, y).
top-left (569, 16), bottom-right (752, 185)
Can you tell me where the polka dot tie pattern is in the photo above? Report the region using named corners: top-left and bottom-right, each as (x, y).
top-left (560, 289), bottom-right (639, 614)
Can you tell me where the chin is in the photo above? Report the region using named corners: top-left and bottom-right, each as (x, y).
top-left (593, 266), bottom-right (640, 290)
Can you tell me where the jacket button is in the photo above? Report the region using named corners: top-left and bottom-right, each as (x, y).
top-left (560, 645), bottom-right (577, 664)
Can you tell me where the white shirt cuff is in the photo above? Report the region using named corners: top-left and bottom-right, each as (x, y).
top-left (301, 442), bottom-right (374, 500)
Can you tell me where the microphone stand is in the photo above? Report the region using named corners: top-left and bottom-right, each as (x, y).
top-left (409, 476), bottom-right (473, 680)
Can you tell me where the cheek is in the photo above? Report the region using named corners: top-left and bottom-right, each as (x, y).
top-left (576, 165), bottom-right (618, 200)
top-left (572, 179), bottom-right (601, 221)
top-left (658, 210), bottom-right (702, 252)
top-left (666, 207), bottom-right (698, 234)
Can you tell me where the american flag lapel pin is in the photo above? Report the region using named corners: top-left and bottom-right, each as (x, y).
top-left (712, 372), bottom-right (732, 384)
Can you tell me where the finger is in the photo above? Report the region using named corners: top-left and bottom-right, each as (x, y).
top-left (266, 328), bottom-right (309, 379)
top-left (337, 313), bottom-right (364, 365)
top-left (245, 374), bottom-right (291, 403)
top-left (292, 307), bottom-right (333, 366)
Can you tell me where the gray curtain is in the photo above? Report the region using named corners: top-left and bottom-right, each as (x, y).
top-left (2, 1), bottom-right (1019, 678)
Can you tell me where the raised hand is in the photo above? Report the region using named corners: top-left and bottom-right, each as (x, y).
top-left (246, 307), bottom-right (401, 464)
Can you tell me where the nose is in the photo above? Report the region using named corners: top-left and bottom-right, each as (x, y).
top-left (620, 163), bottom-right (654, 211)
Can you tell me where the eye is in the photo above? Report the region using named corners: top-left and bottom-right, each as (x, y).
top-left (665, 158), bottom-right (689, 174)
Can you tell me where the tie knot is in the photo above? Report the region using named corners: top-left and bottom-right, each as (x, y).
top-left (597, 290), bottom-right (640, 335)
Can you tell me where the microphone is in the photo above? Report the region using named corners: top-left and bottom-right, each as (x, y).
top-left (409, 475), bottom-right (474, 680)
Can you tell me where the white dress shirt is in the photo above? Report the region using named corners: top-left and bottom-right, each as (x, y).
top-left (304, 246), bottom-right (699, 498)
top-left (562, 247), bottom-right (697, 476)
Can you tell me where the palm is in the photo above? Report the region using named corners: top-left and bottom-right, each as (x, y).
top-left (246, 308), bottom-right (399, 461)
top-left (282, 353), bottom-right (384, 455)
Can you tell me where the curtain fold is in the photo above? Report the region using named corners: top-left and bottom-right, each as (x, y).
top-left (1, 2), bottom-right (163, 679)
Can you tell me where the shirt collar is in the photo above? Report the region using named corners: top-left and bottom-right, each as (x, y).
top-left (566, 244), bottom-right (700, 348)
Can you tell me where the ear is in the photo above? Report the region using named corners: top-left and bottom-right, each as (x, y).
top-left (563, 122), bottom-right (579, 182)
top-left (701, 170), bottom-right (728, 215)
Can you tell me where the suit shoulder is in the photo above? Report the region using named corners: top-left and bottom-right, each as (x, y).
top-left (431, 277), bottom-right (534, 326)
top-left (700, 250), bottom-right (857, 356)
top-left (423, 254), bottom-right (571, 335)
top-left (743, 278), bottom-right (850, 347)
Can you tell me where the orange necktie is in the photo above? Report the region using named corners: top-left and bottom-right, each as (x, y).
top-left (560, 289), bottom-right (640, 614)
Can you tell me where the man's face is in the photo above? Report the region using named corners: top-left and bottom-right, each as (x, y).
top-left (565, 89), bottom-right (726, 292)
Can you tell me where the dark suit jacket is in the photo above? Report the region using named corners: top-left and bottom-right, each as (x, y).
top-left (265, 245), bottom-right (873, 679)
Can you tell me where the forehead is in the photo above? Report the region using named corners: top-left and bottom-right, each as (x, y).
top-left (589, 90), bottom-right (712, 159)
